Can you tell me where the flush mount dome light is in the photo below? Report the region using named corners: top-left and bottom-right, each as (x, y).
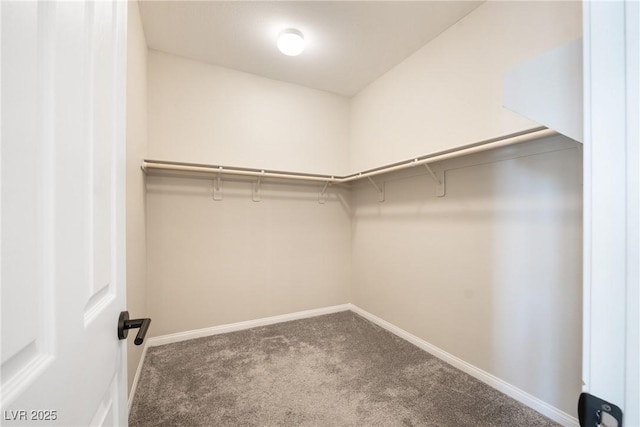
top-left (277, 29), bottom-right (305, 56)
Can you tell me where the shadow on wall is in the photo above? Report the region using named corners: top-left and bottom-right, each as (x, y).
top-left (145, 174), bottom-right (353, 215)
top-left (350, 139), bottom-right (582, 416)
top-left (144, 174), bottom-right (353, 338)
top-left (488, 151), bottom-right (582, 414)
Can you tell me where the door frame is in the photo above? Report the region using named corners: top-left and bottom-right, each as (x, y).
top-left (582, 0), bottom-right (639, 423)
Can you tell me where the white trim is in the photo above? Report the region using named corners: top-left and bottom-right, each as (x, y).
top-left (582, 3), bottom-right (640, 422)
top-left (348, 304), bottom-right (579, 427)
top-left (127, 341), bottom-right (149, 411)
top-left (145, 304), bottom-right (351, 348)
top-left (130, 303), bottom-right (577, 426)
top-left (128, 305), bottom-right (349, 408)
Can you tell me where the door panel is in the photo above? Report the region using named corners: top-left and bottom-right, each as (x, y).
top-left (84, 0), bottom-right (117, 325)
top-left (89, 0), bottom-right (114, 301)
top-left (1, 1), bottom-right (128, 425)
top-left (1, 0), bottom-right (56, 403)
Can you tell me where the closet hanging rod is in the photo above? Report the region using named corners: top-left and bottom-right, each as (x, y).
top-left (142, 127), bottom-right (557, 183)
top-left (339, 127), bottom-right (556, 182)
top-left (141, 162), bottom-right (335, 183)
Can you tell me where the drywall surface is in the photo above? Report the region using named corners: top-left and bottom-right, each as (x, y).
top-left (126, 0), bottom-right (148, 395)
top-left (350, 135), bottom-right (582, 415)
top-left (147, 51), bottom-right (350, 176)
top-left (349, 1), bottom-right (581, 172)
top-left (145, 176), bottom-right (351, 336)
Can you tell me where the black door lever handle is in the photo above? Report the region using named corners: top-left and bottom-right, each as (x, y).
top-left (118, 311), bottom-right (151, 345)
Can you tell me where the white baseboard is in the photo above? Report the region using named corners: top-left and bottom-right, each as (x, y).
top-left (347, 304), bottom-right (579, 427)
top-left (130, 303), bottom-right (578, 427)
top-left (129, 304), bottom-right (350, 409)
top-left (128, 341), bottom-right (149, 411)
top-left (145, 304), bottom-right (351, 348)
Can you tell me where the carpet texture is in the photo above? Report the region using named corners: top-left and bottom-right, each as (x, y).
top-left (129, 311), bottom-right (559, 426)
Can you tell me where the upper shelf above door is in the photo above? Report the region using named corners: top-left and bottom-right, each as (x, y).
top-left (503, 39), bottom-right (583, 143)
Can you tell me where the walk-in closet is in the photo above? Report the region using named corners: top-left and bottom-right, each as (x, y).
top-left (3, 1), bottom-right (638, 426)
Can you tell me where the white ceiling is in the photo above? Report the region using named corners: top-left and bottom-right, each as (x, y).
top-left (138, 1), bottom-right (484, 97)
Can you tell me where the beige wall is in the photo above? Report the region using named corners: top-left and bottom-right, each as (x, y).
top-left (349, 1), bottom-right (582, 172)
top-left (347, 4), bottom-right (583, 412)
top-left (147, 51), bottom-right (350, 176)
top-left (145, 176), bottom-right (351, 336)
top-left (351, 135), bottom-right (582, 415)
top-left (144, 47), bottom-right (353, 337)
top-left (133, 0), bottom-right (583, 417)
top-left (125, 0), bottom-right (148, 395)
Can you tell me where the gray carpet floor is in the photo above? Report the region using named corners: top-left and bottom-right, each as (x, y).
top-left (129, 311), bottom-right (559, 426)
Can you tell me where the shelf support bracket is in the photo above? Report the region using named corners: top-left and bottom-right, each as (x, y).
top-left (424, 164), bottom-right (446, 197)
top-left (213, 167), bottom-right (223, 201)
top-left (252, 171), bottom-right (263, 202)
top-left (319, 179), bottom-right (331, 204)
top-left (367, 176), bottom-right (385, 202)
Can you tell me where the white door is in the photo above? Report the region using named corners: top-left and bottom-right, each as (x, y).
top-left (1, 1), bottom-right (128, 426)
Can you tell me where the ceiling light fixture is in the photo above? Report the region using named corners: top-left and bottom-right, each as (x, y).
top-left (277, 29), bottom-right (305, 56)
